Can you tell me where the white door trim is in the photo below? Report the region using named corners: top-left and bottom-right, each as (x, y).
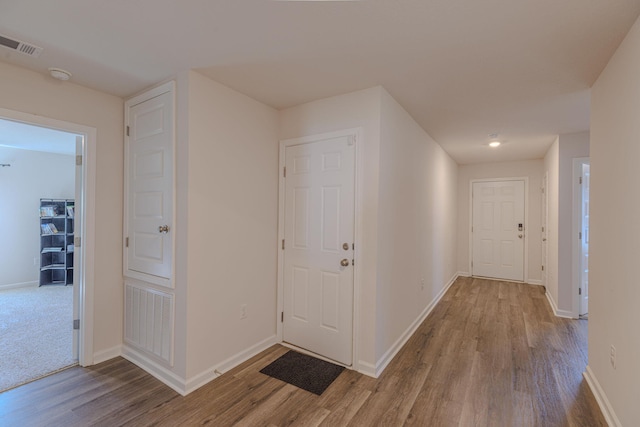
top-left (0, 107), bottom-right (96, 367)
top-left (572, 157), bottom-right (590, 318)
top-left (469, 177), bottom-right (529, 283)
top-left (276, 127), bottom-right (362, 371)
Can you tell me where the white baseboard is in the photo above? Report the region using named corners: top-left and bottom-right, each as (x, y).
top-left (457, 271), bottom-right (471, 277)
top-left (357, 360), bottom-right (377, 378)
top-left (123, 335), bottom-right (279, 396)
top-left (373, 272), bottom-right (459, 377)
top-left (527, 279), bottom-right (542, 286)
top-left (93, 345), bottom-right (122, 364)
top-left (544, 291), bottom-right (574, 318)
top-left (184, 335), bottom-right (278, 394)
top-left (122, 345), bottom-right (188, 395)
top-left (584, 365), bottom-right (622, 427)
top-left (0, 280), bottom-right (38, 291)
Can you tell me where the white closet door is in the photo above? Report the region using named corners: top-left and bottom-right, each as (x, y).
top-left (125, 83), bottom-right (174, 286)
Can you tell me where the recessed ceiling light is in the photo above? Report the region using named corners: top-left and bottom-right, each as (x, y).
top-left (48, 68), bottom-right (72, 81)
top-left (489, 141), bottom-right (501, 148)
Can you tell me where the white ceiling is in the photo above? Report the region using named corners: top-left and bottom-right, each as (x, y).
top-left (0, 119), bottom-right (77, 156)
top-left (1, 0), bottom-right (639, 164)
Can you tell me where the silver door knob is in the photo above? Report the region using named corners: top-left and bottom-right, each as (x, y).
top-left (340, 259), bottom-right (350, 267)
top-left (158, 225), bottom-right (170, 233)
top-left (542, 238), bottom-right (547, 241)
top-left (518, 234), bottom-right (523, 238)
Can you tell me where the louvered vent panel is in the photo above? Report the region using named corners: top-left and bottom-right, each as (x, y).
top-left (125, 283), bottom-right (174, 365)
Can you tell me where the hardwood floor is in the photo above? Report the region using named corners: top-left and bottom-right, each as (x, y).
top-left (0, 277), bottom-right (606, 426)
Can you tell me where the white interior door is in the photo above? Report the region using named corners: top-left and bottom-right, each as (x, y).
top-left (580, 163), bottom-right (590, 315)
top-left (472, 180), bottom-right (525, 281)
top-left (125, 86), bottom-right (174, 286)
top-left (282, 134), bottom-right (355, 365)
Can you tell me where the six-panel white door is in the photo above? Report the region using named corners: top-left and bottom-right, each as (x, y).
top-left (472, 180), bottom-right (525, 281)
top-left (126, 88), bottom-right (174, 285)
top-left (283, 135), bottom-right (355, 366)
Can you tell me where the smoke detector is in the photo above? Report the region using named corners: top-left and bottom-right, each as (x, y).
top-left (48, 68), bottom-right (72, 81)
top-left (0, 33), bottom-right (43, 58)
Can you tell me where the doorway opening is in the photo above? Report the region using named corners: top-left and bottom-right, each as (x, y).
top-left (573, 158), bottom-right (590, 318)
top-left (0, 109), bottom-right (95, 392)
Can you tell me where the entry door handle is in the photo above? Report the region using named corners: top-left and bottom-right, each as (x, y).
top-left (340, 259), bottom-right (350, 267)
top-left (158, 225), bottom-right (170, 233)
top-left (518, 234), bottom-right (523, 239)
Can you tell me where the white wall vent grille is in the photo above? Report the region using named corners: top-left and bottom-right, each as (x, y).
top-left (0, 34), bottom-right (43, 58)
top-left (125, 283), bottom-right (174, 365)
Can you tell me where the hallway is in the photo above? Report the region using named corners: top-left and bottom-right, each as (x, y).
top-left (0, 277), bottom-right (605, 426)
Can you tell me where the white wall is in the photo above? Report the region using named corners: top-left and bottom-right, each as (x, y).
top-left (0, 61), bottom-right (124, 359)
top-left (182, 71), bottom-right (280, 380)
top-left (0, 147), bottom-right (75, 288)
top-left (280, 86), bottom-right (383, 372)
top-left (457, 159), bottom-right (543, 283)
top-left (544, 139), bottom-right (560, 308)
top-left (376, 89), bottom-right (458, 363)
top-left (589, 14), bottom-right (640, 426)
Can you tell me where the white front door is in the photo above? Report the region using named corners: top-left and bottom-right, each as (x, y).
top-left (580, 163), bottom-right (590, 315)
top-left (472, 180), bottom-right (525, 281)
top-left (125, 85), bottom-right (174, 286)
top-left (282, 134), bottom-right (355, 365)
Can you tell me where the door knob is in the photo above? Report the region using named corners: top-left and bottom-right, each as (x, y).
top-left (158, 225), bottom-right (170, 234)
top-left (518, 234), bottom-right (523, 239)
top-left (542, 238), bottom-right (547, 241)
top-left (340, 259), bottom-right (350, 267)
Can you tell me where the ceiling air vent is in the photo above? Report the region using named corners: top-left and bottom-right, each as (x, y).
top-left (0, 34), bottom-right (43, 58)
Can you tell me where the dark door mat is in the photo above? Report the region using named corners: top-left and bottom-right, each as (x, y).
top-left (259, 350), bottom-right (345, 395)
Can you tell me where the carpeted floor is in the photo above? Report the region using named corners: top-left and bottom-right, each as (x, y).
top-left (0, 285), bottom-right (76, 393)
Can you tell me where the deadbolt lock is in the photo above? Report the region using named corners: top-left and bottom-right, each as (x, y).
top-left (343, 243), bottom-right (350, 250)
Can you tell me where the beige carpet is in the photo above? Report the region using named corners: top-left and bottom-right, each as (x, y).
top-left (0, 285), bottom-right (76, 393)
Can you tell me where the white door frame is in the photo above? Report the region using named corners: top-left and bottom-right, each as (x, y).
top-left (276, 128), bottom-right (362, 369)
top-left (572, 157), bottom-right (590, 318)
top-left (0, 107), bottom-right (96, 366)
top-left (469, 177), bottom-right (529, 282)
top-left (542, 172), bottom-right (549, 290)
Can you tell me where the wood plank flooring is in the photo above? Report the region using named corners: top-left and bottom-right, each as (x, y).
top-left (0, 277), bottom-right (606, 426)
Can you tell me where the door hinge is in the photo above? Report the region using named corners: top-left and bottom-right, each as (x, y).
top-left (579, 232), bottom-right (582, 240)
top-left (126, 125), bottom-right (130, 136)
top-left (541, 187), bottom-right (545, 193)
top-left (579, 176), bottom-right (583, 184)
top-left (542, 265), bottom-right (544, 271)
top-left (283, 166), bottom-right (286, 178)
top-left (281, 312), bottom-right (284, 322)
top-left (542, 226), bottom-right (545, 232)
top-left (471, 226), bottom-right (474, 232)
top-left (73, 319), bottom-right (80, 330)
top-left (74, 236), bottom-right (81, 248)
top-left (76, 155), bottom-right (82, 166)
top-left (282, 239), bottom-right (285, 250)
top-left (352, 243), bottom-right (355, 250)
top-left (126, 237), bottom-right (129, 248)
top-left (579, 287), bottom-right (582, 295)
